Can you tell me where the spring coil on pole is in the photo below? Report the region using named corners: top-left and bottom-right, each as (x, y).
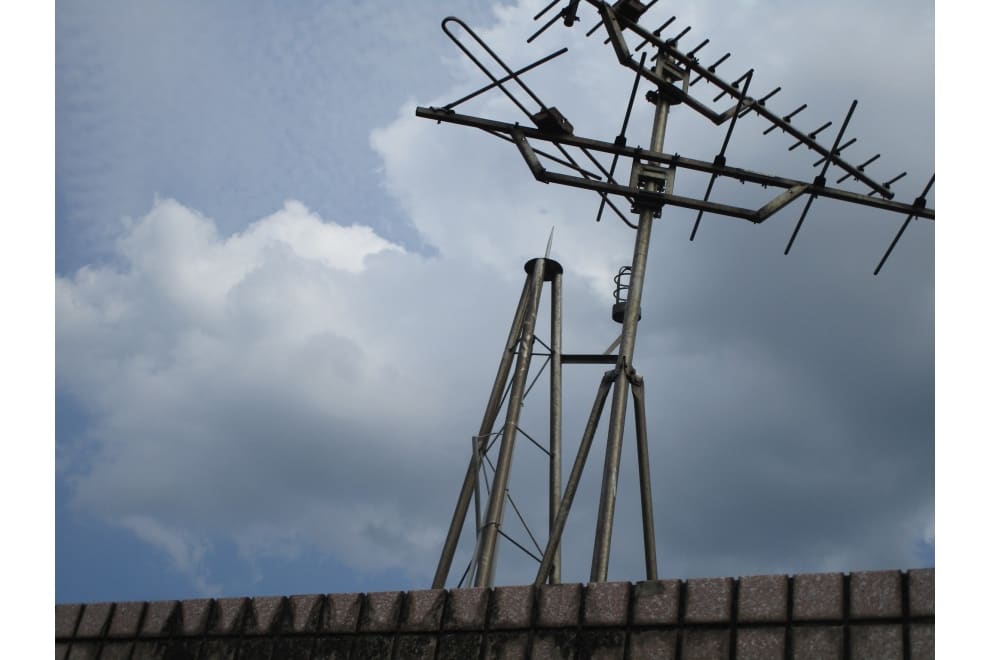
top-left (611, 266), bottom-right (634, 323)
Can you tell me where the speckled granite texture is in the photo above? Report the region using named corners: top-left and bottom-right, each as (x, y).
top-left (55, 568), bottom-right (933, 659)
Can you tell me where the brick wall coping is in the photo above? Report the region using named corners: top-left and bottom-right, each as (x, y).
top-left (55, 568), bottom-right (933, 659)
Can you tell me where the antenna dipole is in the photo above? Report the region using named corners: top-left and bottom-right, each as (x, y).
top-left (421, 0), bottom-right (933, 589)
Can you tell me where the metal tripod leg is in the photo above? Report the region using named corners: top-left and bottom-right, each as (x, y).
top-left (630, 372), bottom-right (658, 580)
top-left (535, 369), bottom-right (617, 585)
top-left (474, 258), bottom-right (547, 587)
top-left (432, 276), bottom-right (533, 588)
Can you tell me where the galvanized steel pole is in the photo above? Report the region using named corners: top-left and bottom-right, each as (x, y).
top-left (549, 269), bottom-right (563, 584)
top-left (631, 374), bottom-right (658, 580)
top-left (535, 369), bottom-right (615, 586)
top-left (589, 53), bottom-right (671, 583)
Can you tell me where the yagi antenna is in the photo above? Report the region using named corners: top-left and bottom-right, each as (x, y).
top-left (417, 0), bottom-right (933, 590)
top-left (424, 1), bottom-right (933, 258)
top-left (443, 17), bottom-right (638, 227)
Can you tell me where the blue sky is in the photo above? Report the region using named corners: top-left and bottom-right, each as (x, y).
top-left (55, 0), bottom-right (934, 604)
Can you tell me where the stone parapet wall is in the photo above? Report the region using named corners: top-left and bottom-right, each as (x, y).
top-left (55, 568), bottom-right (933, 659)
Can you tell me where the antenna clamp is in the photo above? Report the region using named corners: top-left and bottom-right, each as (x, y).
top-left (630, 159), bottom-right (675, 216)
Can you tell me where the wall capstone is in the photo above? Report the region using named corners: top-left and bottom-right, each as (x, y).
top-left (55, 568), bottom-right (934, 659)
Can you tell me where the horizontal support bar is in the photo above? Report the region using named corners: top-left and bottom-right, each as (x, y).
top-left (541, 170), bottom-right (759, 221)
top-left (561, 354), bottom-right (620, 364)
top-left (415, 107), bottom-right (934, 221)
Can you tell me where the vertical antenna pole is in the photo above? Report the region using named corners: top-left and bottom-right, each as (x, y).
top-left (549, 266), bottom-right (563, 584)
top-left (432, 279), bottom-right (532, 588)
top-left (474, 258), bottom-right (547, 587)
top-left (630, 373), bottom-right (658, 579)
top-left (590, 51), bottom-right (671, 583)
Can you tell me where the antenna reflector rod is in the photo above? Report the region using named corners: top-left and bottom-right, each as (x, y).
top-left (784, 195), bottom-right (816, 255)
top-left (687, 38), bottom-right (710, 58)
top-left (884, 171), bottom-right (907, 188)
top-left (691, 52), bottom-right (730, 85)
top-left (858, 154), bottom-right (881, 169)
top-left (813, 138), bottom-right (857, 166)
top-left (837, 153), bottom-right (880, 183)
top-left (714, 69), bottom-right (752, 102)
top-left (528, 11), bottom-right (565, 43)
top-left (585, 18), bottom-right (605, 36)
top-left (739, 86), bottom-right (780, 118)
top-left (788, 121), bottom-right (831, 150)
top-left (868, 171), bottom-right (906, 197)
top-left (634, 16), bottom-right (676, 51)
top-left (758, 87), bottom-right (781, 104)
top-left (709, 52), bottom-right (731, 70)
top-left (784, 104), bottom-right (808, 121)
top-left (533, 0), bottom-right (561, 21)
top-left (765, 103), bottom-right (807, 133)
top-left (668, 25), bottom-right (692, 44)
top-left (809, 121), bottom-right (832, 138)
top-left (873, 213), bottom-right (915, 275)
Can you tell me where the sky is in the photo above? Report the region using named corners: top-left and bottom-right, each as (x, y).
top-left (54, 0), bottom-right (935, 604)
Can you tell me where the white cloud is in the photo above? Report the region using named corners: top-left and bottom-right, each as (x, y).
top-left (58, 193), bottom-right (596, 591)
top-left (57, 198), bottom-right (471, 587)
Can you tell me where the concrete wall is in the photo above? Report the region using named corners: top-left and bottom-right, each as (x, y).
top-left (55, 568), bottom-right (933, 659)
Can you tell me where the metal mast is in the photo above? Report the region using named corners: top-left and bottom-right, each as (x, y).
top-left (590, 49), bottom-right (669, 582)
top-left (419, 0), bottom-right (934, 589)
